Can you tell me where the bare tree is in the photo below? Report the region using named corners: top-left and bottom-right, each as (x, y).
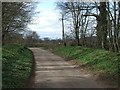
top-left (56, 1), bottom-right (120, 52)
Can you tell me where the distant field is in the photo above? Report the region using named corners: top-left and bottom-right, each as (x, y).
top-left (2, 44), bottom-right (33, 88)
top-left (52, 46), bottom-right (119, 85)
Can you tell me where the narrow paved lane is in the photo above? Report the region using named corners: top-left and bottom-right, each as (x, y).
top-left (29, 48), bottom-right (103, 88)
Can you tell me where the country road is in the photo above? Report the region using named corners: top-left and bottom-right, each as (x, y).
top-left (29, 48), bottom-right (104, 88)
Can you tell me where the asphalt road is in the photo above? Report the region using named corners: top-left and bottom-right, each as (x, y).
top-left (29, 48), bottom-right (104, 88)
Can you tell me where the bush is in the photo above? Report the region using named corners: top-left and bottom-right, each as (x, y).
top-left (2, 44), bottom-right (33, 88)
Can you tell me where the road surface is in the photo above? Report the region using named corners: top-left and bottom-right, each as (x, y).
top-left (29, 48), bottom-right (104, 88)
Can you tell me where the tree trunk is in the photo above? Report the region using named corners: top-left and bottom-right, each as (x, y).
top-left (2, 33), bottom-right (5, 45)
top-left (62, 14), bottom-right (66, 46)
top-left (107, 2), bottom-right (113, 51)
top-left (100, 2), bottom-right (108, 49)
top-left (96, 16), bottom-right (102, 48)
top-left (117, 1), bottom-right (120, 52)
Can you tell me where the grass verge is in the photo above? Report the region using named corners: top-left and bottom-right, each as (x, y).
top-left (52, 46), bottom-right (119, 86)
top-left (2, 44), bottom-right (33, 88)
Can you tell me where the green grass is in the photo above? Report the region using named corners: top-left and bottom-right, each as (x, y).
top-left (53, 46), bottom-right (119, 83)
top-left (0, 47), bottom-right (2, 88)
top-left (2, 44), bottom-right (33, 88)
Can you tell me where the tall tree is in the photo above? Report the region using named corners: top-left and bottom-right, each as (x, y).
top-left (57, 1), bottom-right (120, 52)
top-left (114, 1), bottom-right (120, 52)
top-left (57, 2), bottom-right (90, 46)
top-left (99, 2), bottom-right (107, 49)
top-left (2, 2), bottom-right (35, 45)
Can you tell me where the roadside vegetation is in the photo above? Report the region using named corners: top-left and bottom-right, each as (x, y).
top-left (2, 1), bottom-right (120, 88)
top-left (2, 44), bottom-right (33, 88)
top-left (52, 46), bottom-right (119, 85)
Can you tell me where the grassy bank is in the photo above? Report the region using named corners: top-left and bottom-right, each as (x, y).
top-left (52, 46), bottom-right (119, 85)
top-left (2, 44), bottom-right (33, 88)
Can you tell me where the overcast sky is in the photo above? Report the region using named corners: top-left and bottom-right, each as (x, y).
top-left (28, 1), bottom-right (62, 39)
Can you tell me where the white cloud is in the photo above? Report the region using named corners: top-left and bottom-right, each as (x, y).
top-left (27, 2), bottom-right (62, 39)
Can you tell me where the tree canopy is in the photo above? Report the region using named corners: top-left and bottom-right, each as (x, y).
top-left (2, 2), bottom-right (35, 45)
